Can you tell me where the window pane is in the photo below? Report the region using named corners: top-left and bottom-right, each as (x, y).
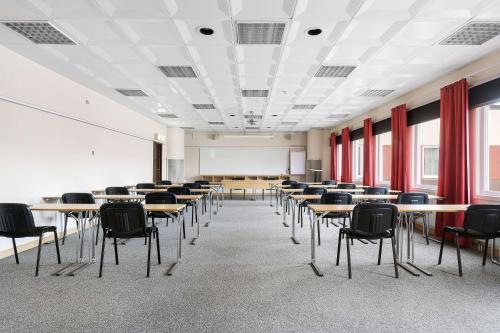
top-left (337, 144), bottom-right (342, 180)
top-left (352, 139), bottom-right (363, 180)
top-left (376, 131), bottom-right (391, 184)
top-left (413, 118), bottom-right (440, 188)
top-left (487, 107), bottom-right (500, 191)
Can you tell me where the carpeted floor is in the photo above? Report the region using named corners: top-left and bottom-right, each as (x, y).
top-left (0, 200), bottom-right (499, 332)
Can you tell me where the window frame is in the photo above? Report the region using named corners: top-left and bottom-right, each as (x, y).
top-left (421, 145), bottom-right (439, 179)
top-left (375, 132), bottom-right (391, 186)
top-left (476, 105), bottom-right (500, 199)
top-left (352, 139), bottom-right (364, 182)
top-left (412, 119), bottom-right (440, 191)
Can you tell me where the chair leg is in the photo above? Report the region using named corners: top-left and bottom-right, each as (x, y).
top-left (243, 190), bottom-right (246, 200)
top-left (377, 238), bottom-right (383, 265)
top-left (62, 215), bottom-right (68, 245)
top-left (391, 235), bottom-right (399, 278)
top-left (346, 234), bottom-right (352, 279)
top-left (53, 231), bottom-right (61, 264)
top-left (191, 206), bottom-right (194, 227)
top-left (12, 238), bottom-right (19, 264)
top-left (113, 237), bottom-right (119, 265)
top-left (147, 233), bottom-right (152, 278)
top-left (437, 230), bottom-right (447, 264)
top-left (195, 204), bottom-right (198, 224)
top-left (483, 239), bottom-right (489, 266)
top-left (317, 218), bottom-right (321, 246)
top-left (336, 230), bottom-right (342, 265)
top-left (182, 215), bottom-right (186, 239)
top-left (454, 233), bottom-right (463, 277)
top-left (424, 215), bottom-right (429, 245)
top-left (99, 233), bottom-right (106, 278)
top-left (230, 190), bottom-right (232, 199)
top-left (95, 219), bottom-right (100, 246)
top-left (35, 234), bottom-right (43, 277)
top-left (156, 230), bottom-right (161, 265)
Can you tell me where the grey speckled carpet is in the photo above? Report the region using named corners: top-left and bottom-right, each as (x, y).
top-left (0, 200), bottom-right (499, 332)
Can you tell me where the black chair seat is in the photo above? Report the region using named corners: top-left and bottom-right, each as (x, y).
top-left (341, 227), bottom-right (393, 240)
top-left (443, 226), bottom-right (500, 239)
top-left (104, 226), bottom-right (157, 239)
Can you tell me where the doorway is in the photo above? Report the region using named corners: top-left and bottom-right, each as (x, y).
top-left (153, 142), bottom-right (162, 183)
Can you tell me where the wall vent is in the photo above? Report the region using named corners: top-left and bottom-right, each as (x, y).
top-left (116, 89), bottom-right (148, 97)
top-left (292, 104), bottom-right (316, 109)
top-left (315, 65), bottom-right (356, 78)
top-left (439, 21), bottom-right (500, 45)
top-left (193, 104), bottom-right (215, 109)
top-left (2, 21), bottom-right (76, 44)
top-left (241, 89), bottom-right (269, 97)
top-left (360, 89), bottom-right (394, 97)
top-left (158, 66), bottom-right (197, 78)
top-left (236, 22), bottom-right (286, 44)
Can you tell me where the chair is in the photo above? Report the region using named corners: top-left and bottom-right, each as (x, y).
top-left (136, 183), bottom-right (156, 195)
top-left (336, 203), bottom-right (399, 279)
top-left (145, 192), bottom-right (177, 228)
top-left (183, 183), bottom-right (202, 189)
top-left (315, 192), bottom-right (353, 245)
top-left (322, 180), bottom-right (337, 185)
top-left (397, 192), bottom-right (430, 245)
top-left (0, 203), bottom-right (61, 276)
top-left (168, 187), bottom-right (195, 236)
top-left (98, 202), bottom-right (160, 277)
top-left (230, 177), bottom-right (246, 200)
top-left (157, 180), bottom-right (172, 185)
top-left (105, 187), bottom-right (129, 195)
top-left (338, 183), bottom-right (356, 189)
top-left (61, 193), bottom-right (99, 245)
top-left (299, 187), bottom-right (326, 231)
top-left (364, 187), bottom-right (389, 203)
top-left (438, 205), bottom-right (500, 277)
top-left (282, 180), bottom-right (298, 186)
top-left (291, 183), bottom-right (308, 189)
top-left (195, 180), bottom-right (209, 185)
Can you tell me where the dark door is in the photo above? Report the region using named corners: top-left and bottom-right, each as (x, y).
top-left (153, 142), bottom-right (162, 183)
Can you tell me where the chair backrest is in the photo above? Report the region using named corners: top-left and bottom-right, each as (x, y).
top-left (282, 180), bottom-right (298, 186)
top-left (157, 180), bottom-right (172, 185)
top-left (233, 176), bottom-right (245, 180)
top-left (321, 192), bottom-right (353, 205)
top-left (105, 187), bottom-right (130, 195)
top-left (0, 203), bottom-right (36, 234)
top-left (338, 183), bottom-right (356, 189)
top-left (396, 192), bottom-right (428, 204)
top-left (99, 202), bottom-right (146, 236)
top-left (136, 183), bottom-right (155, 189)
top-left (463, 205), bottom-right (500, 234)
top-left (304, 187), bottom-right (326, 195)
top-left (183, 183), bottom-right (202, 189)
top-left (351, 203), bottom-right (398, 236)
top-left (365, 187), bottom-right (388, 195)
top-left (61, 193), bottom-right (95, 204)
top-left (145, 192), bottom-right (177, 205)
top-left (194, 180), bottom-right (209, 185)
top-left (168, 187), bottom-right (191, 195)
top-left (291, 183), bottom-right (308, 189)
top-left (321, 180), bottom-right (337, 185)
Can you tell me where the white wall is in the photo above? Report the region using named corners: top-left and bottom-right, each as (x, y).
top-left (184, 132), bottom-right (307, 181)
top-left (0, 45), bottom-right (168, 253)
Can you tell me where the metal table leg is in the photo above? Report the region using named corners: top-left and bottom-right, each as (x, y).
top-left (191, 200), bottom-right (200, 244)
top-left (205, 192), bottom-right (212, 227)
top-left (308, 209), bottom-right (323, 277)
top-left (275, 189), bottom-right (281, 215)
top-left (166, 210), bottom-right (184, 276)
top-left (291, 198), bottom-right (300, 244)
top-left (282, 194), bottom-right (289, 227)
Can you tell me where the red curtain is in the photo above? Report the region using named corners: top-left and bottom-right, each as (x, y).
top-left (363, 118), bottom-right (374, 186)
top-left (330, 133), bottom-right (337, 180)
top-left (341, 127), bottom-right (352, 182)
top-left (390, 104), bottom-right (412, 192)
top-left (436, 79), bottom-right (469, 241)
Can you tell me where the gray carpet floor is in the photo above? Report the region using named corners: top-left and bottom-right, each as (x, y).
top-left (0, 200), bottom-right (500, 332)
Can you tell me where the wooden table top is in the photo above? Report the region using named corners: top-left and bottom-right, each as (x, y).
top-left (291, 194), bottom-right (442, 200)
top-left (308, 204), bottom-right (468, 214)
top-left (31, 203), bottom-right (186, 213)
top-left (327, 188), bottom-right (366, 193)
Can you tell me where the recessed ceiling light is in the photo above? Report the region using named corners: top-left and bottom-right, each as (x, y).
top-left (198, 27), bottom-right (214, 36)
top-left (306, 28), bottom-right (322, 36)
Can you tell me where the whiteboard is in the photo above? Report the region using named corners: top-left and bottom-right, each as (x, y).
top-left (199, 147), bottom-right (289, 175)
top-left (290, 150), bottom-right (306, 175)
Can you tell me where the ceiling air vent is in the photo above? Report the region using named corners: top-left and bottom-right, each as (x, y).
top-left (292, 104), bottom-right (316, 110)
top-left (236, 22), bottom-right (286, 44)
top-left (158, 66), bottom-right (197, 78)
top-left (439, 21), bottom-right (500, 45)
top-left (158, 114), bottom-right (178, 118)
top-left (328, 113), bottom-right (350, 119)
top-left (116, 89), bottom-right (148, 97)
top-left (245, 127), bottom-right (260, 130)
top-left (181, 127), bottom-right (194, 130)
top-left (244, 114), bottom-right (263, 119)
top-left (241, 89), bottom-right (269, 97)
top-left (315, 66), bottom-right (356, 78)
top-left (2, 21), bottom-right (76, 44)
top-left (208, 121), bottom-right (225, 125)
top-left (360, 89), bottom-right (394, 97)
top-left (281, 121), bottom-right (298, 126)
top-left (193, 104), bottom-right (215, 109)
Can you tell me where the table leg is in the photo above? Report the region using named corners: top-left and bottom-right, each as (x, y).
top-left (191, 200), bottom-right (200, 244)
top-left (395, 214), bottom-right (420, 276)
top-left (491, 239), bottom-right (500, 266)
top-left (275, 189), bottom-right (280, 215)
top-left (282, 195), bottom-right (289, 227)
top-left (166, 210), bottom-right (183, 276)
top-left (291, 199), bottom-right (300, 244)
top-left (309, 209), bottom-right (323, 277)
top-left (406, 213), bottom-right (433, 276)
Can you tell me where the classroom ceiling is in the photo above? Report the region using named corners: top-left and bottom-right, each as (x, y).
top-left (2, 0), bottom-right (500, 132)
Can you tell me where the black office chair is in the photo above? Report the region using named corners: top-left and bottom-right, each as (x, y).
top-left (229, 177), bottom-right (246, 200)
top-left (194, 180), bottom-right (209, 185)
top-left (105, 187), bottom-right (129, 195)
top-left (322, 180), bottom-right (337, 185)
top-left (183, 183), bottom-right (202, 189)
top-left (291, 183), bottom-right (308, 189)
top-left (438, 205), bottom-right (500, 277)
top-left (61, 193), bottom-right (99, 245)
top-left (145, 192), bottom-right (177, 228)
top-left (168, 187), bottom-right (195, 236)
top-left (157, 180), bottom-right (172, 185)
top-left (338, 183), bottom-right (356, 189)
top-left (397, 192), bottom-right (430, 245)
top-left (315, 192), bottom-right (354, 246)
top-left (0, 203), bottom-right (61, 276)
top-left (364, 187), bottom-right (389, 203)
top-left (282, 180), bottom-right (298, 186)
top-left (299, 187), bottom-right (327, 233)
top-left (136, 183), bottom-right (156, 195)
top-left (336, 203), bottom-right (399, 279)
top-left (98, 202), bottom-right (160, 278)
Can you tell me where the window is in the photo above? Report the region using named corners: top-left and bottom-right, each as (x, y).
top-left (476, 104), bottom-right (500, 197)
top-left (412, 118), bottom-right (440, 189)
top-left (352, 139), bottom-right (363, 182)
top-left (337, 143), bottom-right (342, 180)
top-left (375, 131), bottom-right (391, 185)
